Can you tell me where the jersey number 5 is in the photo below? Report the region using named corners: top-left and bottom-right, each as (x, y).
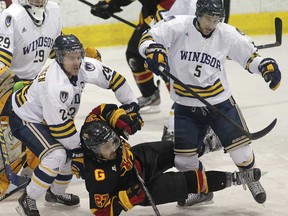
top-left (194, 65), bottom-right (202, 77)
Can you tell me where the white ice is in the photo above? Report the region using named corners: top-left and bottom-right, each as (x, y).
top-left (1, 34), bottom-right (288, 216)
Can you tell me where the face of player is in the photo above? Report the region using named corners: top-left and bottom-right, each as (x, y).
top-left (98, 138), bottom-right (119, 161)
top-left (62, 51), bottom-right (82, 78)
top-left (197, 14), bottom-right (221, 35)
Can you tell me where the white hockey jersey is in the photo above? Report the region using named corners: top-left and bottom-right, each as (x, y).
top-left (11, 57), bottom-right (137, 149)
top-left (139, 15), bottom-right (259, 107)
top-left (0, 2), bottom-right (61, 80)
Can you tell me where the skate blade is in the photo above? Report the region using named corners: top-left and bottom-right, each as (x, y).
top-left (15, 205), bottom-right (26, 216)
top-left (139, 105), bottom-right (160, 114)
top-left (44, 201), bottom-right (80, 208)
top-left (177, 199), bottom-right (214, 208)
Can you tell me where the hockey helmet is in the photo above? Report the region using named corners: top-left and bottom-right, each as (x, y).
top-left (80, 121), bottom-right (121, 160)
top-left (18, 0), bottom-right (48, 26)
top-left (196, 0), bottom-right (225, 20)
top-left (53, 34), bottom-right (85, 64)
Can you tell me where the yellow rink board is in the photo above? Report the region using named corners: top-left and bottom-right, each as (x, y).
top-left (63, 12), bottom-right (288, 48)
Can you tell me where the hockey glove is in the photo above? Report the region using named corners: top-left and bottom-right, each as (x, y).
top-left (258, 58), bottom-right (281, 90)
top-left (119, 184), bottom-right (145, 210)
top-left (108, 108), bottom-right (143, 135)
top-left (120, 102), bottom-right (140, 114)
top-left (85, 47), bottom-right (102, 61)
top-left (144, 43), bottom-right (169, 76)
top-left (91, 1), bottom-right (122, 20)
top-left (71, 148), bottom-right (85, 179)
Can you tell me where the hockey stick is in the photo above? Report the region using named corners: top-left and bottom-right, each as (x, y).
top-left (0, 122), bottom-right (29, 186)
top-left (158, 66), bottom-right (277, 140)
top-left (78, 0), bottom-right (137, 28)
top-left (0, 179), bottom-right (28, 201)
top-left (256, 17), bottom-right (282, 49)
top-left (134, 166), bottom-right (161, 216)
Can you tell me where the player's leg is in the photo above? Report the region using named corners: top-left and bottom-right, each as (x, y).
top-left (211, 96), bottom-right (266, 204)
top-left (9, 111), bottom-right (79, 216)
top-left (126, 28), bottom-right (160, 113)
top-left (173, 103), bottom-right (214, 206)
top-left (146, 167), bottom-right (261, 206)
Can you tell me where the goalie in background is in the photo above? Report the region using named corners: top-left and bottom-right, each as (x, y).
top-left (80, 103), bottom-right (262, 216)
top-left (0, 0), bottom-right (61, 199)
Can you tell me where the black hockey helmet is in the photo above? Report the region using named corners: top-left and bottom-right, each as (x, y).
top-left (80, 121), bottom-right (121, 160)
top-left (53, 34), bottom-right (85, 64)
top-left (196, 0), bottom-right (225, 19)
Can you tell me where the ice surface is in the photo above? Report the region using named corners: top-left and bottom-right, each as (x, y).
top-left (1, 34), bottom-right (288, 216)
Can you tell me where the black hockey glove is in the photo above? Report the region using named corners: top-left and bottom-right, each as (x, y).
top-left (258, 58), bottom-right (281, 91)
top-left (120, 102), bottom-right (140, 114)
top-left (91, 1), bottom-right (122, 20)
top-left (144, 43), bottom-right (169, 76)
top-left (71, 148), bottom-right (85, 179)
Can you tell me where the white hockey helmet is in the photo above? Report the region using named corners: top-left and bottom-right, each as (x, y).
top-left (18, 0), bottom-right (48, 26)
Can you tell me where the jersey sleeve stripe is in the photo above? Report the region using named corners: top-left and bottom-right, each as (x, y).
top-left (0, 48), bottom-right (12, 66)
top-left (110, 72), bottom-right (125, 92)
top-left (49, 119), bottom-right (77, 139)
top-left (14, 85), bottom-right (29, 107)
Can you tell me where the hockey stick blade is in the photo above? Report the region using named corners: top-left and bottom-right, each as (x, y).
top-left (78, 0), bottom-right (137, 28)
top-left (257, 17), bottom-right (282, 49)
top-left (250, 118), bottom-right (277, 140)
top-left (0, 180), bottom-right (28, 201)
top-left (158, 66), bottom-right (277, 140)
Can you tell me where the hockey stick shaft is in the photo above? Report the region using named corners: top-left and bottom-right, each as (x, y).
top-left (78, 0), bottom-right (137, 28)
top-left (159, 66), bottom-right (277, 140)
top-left (256, 17), bottom-right (282, 49)
top-left (134, 166), bottom-right (161, 216)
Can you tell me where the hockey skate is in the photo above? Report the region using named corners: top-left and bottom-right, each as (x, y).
top-left (246, 181), bottom-right (266, 204)
top-left (16, 190), bottom-right (40, 216)
top-left (177, 192), bottom-right (214, 207)
top-left (161, 125), bottom-right (174, 142)
top-left (138, 80), bottom-right (161, 114)
top-left (44, 188), bottom-right (80, 207)
top-left (237, 168), bottom-right (266, 204)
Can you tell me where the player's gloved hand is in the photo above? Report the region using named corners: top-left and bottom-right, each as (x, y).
top-left (91, 1), bottom-right (122, 20)
top-left (258, 58), bottom-right (281, 90)
top-left (108, 108), bottom-right (144, 135)
top-left (144, 43), bottom-right (169, 76)
top-left (85, 47), bottom-right (102, 61)
top-left (71, 148), bottom-right (85, 179)
top-left (120, 102), bottom-right (140, 114)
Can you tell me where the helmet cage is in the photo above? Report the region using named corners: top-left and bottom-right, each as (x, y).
top-left (19, 0), bottom-right (48, 25)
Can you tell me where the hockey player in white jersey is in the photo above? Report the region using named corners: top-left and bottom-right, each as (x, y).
top-left (0, 0), bottom-right (62, 198)
top-left (9, 34), bottom-right (143, 216)
top-left (139, 0), bottom-right (281, 206)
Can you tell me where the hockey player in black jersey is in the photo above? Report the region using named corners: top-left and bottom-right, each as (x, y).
top-left (79, 103), bottom-right (262, 216)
